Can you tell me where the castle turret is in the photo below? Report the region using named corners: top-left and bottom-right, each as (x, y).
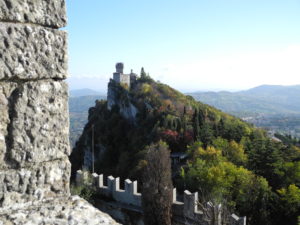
top-left (116, 62), bottom-right (124, 74)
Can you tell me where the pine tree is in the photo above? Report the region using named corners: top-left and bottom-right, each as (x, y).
top-left (200, 123), bottom-right (213, 147)
top-left (193, 108), bottom-right (200, 140)
top-left (141, 67), bottom-right (146, 79)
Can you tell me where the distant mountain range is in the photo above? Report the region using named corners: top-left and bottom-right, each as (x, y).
top-left (69, 94), bottom-right (106, 112)
top-left (188, 85), bottom-right (300, 116)
top-left (69, 88), bottom-right (104, 97)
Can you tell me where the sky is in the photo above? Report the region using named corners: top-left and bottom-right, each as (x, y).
top-left (66, 0), bottom-right (300, 93)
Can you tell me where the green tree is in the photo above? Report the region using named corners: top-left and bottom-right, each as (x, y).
top-left (200, 123), bottom-right (214, 147)
top-left (247, 139), bottom-right (284, 189)
top-left (141, 67), bottom-right (146, 78)
top-left (139, 67), bottom-right (153, 82)
top-left (277, 184), bottom-right (300, 225)
top-left (183, 142), bottom-right (273, 225)
top-left (213, 138), bottom-right (247, 166)
top-left (141, 141), bottom-right (173, 225)
top-left (193, 108), bottom-right (201, 140)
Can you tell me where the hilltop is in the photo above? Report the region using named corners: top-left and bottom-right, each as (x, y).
top-left (70, 72), bottom-right (255, 178)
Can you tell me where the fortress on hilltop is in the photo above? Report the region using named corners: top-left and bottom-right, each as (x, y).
top-left (113, 62), bottom-right (137, 88)
top-left (107, 63), bottom-right (139, 118)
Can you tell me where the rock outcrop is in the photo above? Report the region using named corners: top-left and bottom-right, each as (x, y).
top-left (107, 80), bottom-right (138, 122)
top-left (0, 1), bottom-right (119, 224)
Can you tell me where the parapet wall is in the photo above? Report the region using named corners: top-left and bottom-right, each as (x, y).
top-left (76, 170), bottom-right (246, 225)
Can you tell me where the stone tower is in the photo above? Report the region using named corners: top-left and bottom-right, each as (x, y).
top-left (116, 62), bottom-right (124, 73)
top-left (0, 1), bottom-right (118, 223)
top-left (113, 62), bottom-right (131, 88)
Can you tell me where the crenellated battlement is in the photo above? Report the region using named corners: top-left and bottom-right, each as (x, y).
top-left (76, 170), bottom-right (246, 225)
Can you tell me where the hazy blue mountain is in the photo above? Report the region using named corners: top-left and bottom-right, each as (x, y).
top-left (189, 85), bottom-right (300, 138)
top-left (69, 88), bottom-right (104, 97)
top-left (189, 85), bottom-right (300, 116)
top-left (241, 85), bottom-right (300, 110)
top-left (69, 95), bottom-right (106, 112)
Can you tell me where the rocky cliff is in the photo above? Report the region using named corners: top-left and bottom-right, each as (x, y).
top-left (0, 1), bottom-right (118, 224)
top-left (71, 79), bottom-right (144, 178)
top-left (107, 80), bottom-right (138, 122)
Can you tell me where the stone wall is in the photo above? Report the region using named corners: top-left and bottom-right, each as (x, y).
top-left (113, 72), bottom-right (130, 88)
top-left (0, 1), bottom-right (119, 224)
top-left (0, 0), bottom-right (69, 208)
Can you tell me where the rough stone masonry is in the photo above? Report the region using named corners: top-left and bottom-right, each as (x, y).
top-left (0, 0), bottom-right (119, 224)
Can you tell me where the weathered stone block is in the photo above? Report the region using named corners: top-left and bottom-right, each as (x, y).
top-left (0, 80), bottom-right (70, 167)
top-left (0, 82), bottom-right (16, 165)
top-left (0, 196), bottom-right (120, 225)
top-left (0, 0), bottom-right (67, 28)
top-left (0, 158), bottom-right (70, 208)
top-left (0, 22), bottom-right (67, 80)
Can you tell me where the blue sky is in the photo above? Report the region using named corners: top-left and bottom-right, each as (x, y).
top-left (66, 0), bottom-right (300, 92)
